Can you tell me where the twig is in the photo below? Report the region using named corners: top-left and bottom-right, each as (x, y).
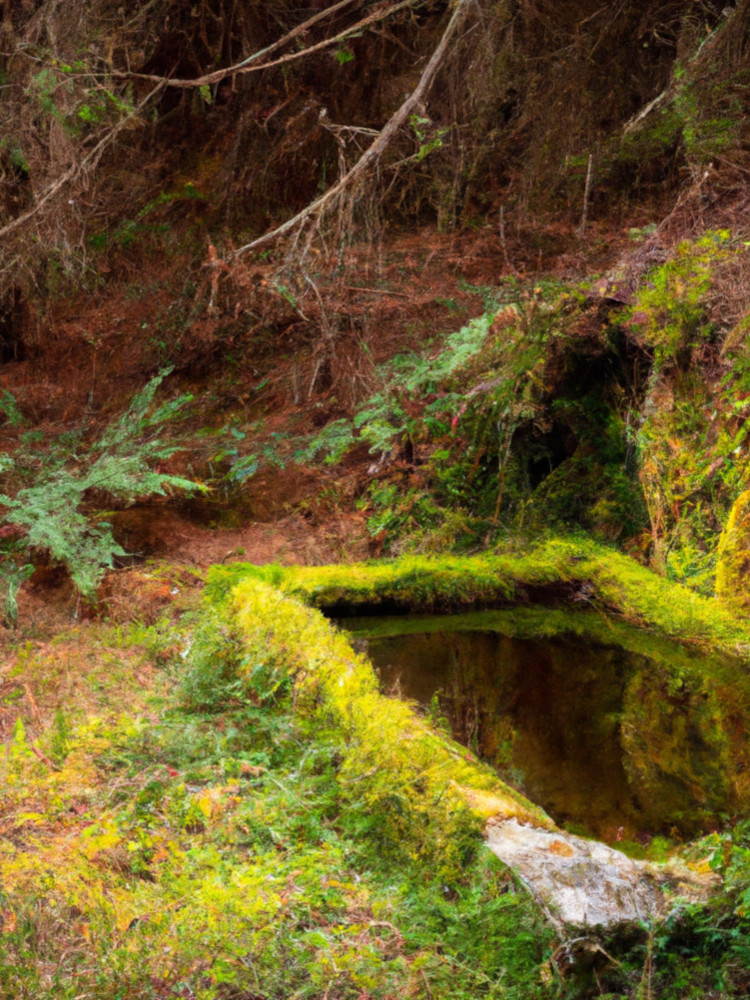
top-left (23, 682), bottom-right (41, 724)
top-left (0, 80), bottom-right (166, 243)
top-left (113, 0), bottom-right (416, 90)
top-left (499, 204), bottom-right (512, 271)
top-left (366, 919), bottom-right (405, 945)
top-left (421, 970), bottom-right (434, 998)
top-left (622, 89), bottom-right (669, 135)
top-left (28, 740), bottom-right (60, 771)
top-left (578, 152), bottom-right (594, 241)
top-left (342, 285), bottom-right (411, 297)
top-left (551, 936), bottom-right (623, 970)
top-left (492, 417), bottom-right (517, 524)
top-left (123, 0), bottom-right (358, 60)
top-left (639, 922), bottom-right (655, 1000)
top-left (231, 0), bottom-right (474, 259)
top-left (319, 114), bottom-right (380, 139)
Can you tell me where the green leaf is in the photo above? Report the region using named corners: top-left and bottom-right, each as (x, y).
top-left (0, 372), bottom-right (201, 604)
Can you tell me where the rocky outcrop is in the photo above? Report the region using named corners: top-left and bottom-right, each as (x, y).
top-left (716, 489), bottom-right (750, 612)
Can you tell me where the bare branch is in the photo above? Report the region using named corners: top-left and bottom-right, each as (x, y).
top-left (622, 89), bottom-right (669, 135)
top-left (231, 0), bottom-right (475, 259)
top-left (113, 0), bottom-right (417, 90)
top-left (0, 81), bottom-right (166, 243)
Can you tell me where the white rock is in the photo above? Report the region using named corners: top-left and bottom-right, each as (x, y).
top-left (486, 819), bottom-right (664, 932)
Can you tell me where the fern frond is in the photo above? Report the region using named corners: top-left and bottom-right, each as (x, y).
top-left (0, 371), bottom-right (202, 605)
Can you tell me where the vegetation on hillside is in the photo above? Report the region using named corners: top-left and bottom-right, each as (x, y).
top-left (3, 0), bottom-right (750, 997)
top-left (1, 0), bottom-right (750, 590)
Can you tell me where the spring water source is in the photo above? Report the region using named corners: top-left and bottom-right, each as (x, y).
top-left (346, 608), bottom-right (744, 843)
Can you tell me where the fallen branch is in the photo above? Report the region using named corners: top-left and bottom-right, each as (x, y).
top-left (231, 0), bottom-right (474, 259)
top-left (24, 682), bottom-right (41, 724)
top-left (28, 740), bottom-right (60, 771)
top-left (622, 89), bottom-right (669, 135)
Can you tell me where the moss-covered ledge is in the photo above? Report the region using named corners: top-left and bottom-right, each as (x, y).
top-left (215, 537), bottom-right (750, 659)
top-left (226, 572), bottom-right (700, 935)
top-left (230, 577), bottom-right (552, 843)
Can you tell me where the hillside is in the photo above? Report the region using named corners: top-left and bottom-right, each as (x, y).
top-left (2, 1), bottom-right (750, 997)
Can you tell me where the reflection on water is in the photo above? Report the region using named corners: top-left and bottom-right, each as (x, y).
top-left (346, 610), bottom-right (744, 841)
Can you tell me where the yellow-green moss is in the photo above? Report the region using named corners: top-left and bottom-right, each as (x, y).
top-left (716, 490), bottom-right (750, 612)
top-left (211, 537), bottom-right (750, 659)
top-left (230, 577), bottom-right (551, 836)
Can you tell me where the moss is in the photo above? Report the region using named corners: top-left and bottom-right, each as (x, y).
top-left (230, 577), bottom-right (551, 849)
top-left (626, 233), bottom-right (731, 372)
top-left (716, 489), bottom-right (750, 612)
top-left (212, 536), bottom-right (750, 658)
top-left (510, 385), bottom-right (647, 540)
top-left (344, 606), bottom-right (736, 680)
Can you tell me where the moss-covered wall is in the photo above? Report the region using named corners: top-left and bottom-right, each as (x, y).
top-left (212, 537), bottom-right (750, 655)
top-left (229, 575), bottom-right (553, 851)
top-left (223, 543), bottom-right (750, 840)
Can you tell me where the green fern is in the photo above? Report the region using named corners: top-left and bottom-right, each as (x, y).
top-left (296, 314), bottom-right (495, 464)
top-left (0, 369), bottom-right (204, 613)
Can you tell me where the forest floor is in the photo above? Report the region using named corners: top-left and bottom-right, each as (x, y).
top-left (3, 209), bottom-right (748, 1000)
top-left (5, 214), bottom-right (640, 623)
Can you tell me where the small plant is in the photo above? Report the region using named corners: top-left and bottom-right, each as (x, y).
top-left (179, 607), bottom-right (251, 711)
top-left (297, 308), bottom-right (498, 468)
top-left (410, 113), bottom-right (449, 162)
top-left (0, 370), bottom-right (203, 620)
top-left (625, 231), bottom-right (732, 371)
top-left (89, 184), bottom-right (206, 252)
top-left (25, 61), bottom-right (135, 141)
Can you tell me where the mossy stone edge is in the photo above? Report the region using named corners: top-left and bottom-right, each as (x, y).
top-left (230, 576), bottom-right (552, 832)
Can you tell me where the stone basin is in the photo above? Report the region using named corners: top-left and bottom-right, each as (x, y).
top-left (347, 607), bottom-right (750, 842)
top-left (344, 608), bottom-right (742, 932)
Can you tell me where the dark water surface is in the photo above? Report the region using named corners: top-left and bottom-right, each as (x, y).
top-left (344, 609), bottom-right (747, 840)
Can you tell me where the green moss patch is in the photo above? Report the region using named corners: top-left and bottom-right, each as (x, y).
top-left (716, 489), bottom-right (750, 612)
top-left (211, 537), bottom-right (750, 659)
top-left (230, 576), bottom-right (550, 834)
top-left (0, 594), bottom-right (552, 1000)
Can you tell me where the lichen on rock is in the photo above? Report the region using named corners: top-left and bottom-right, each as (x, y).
top-left (486, 819), bottom-right (664, 933)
